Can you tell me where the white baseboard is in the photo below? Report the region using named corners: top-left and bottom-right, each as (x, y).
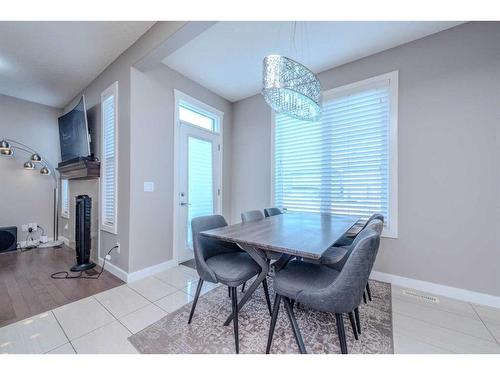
top-left (371, 270), bottom-right (500, 309)
top-left (98, 257), bottom-right (129, 282)
top-left (98, 257), bottom-right (178, 283)
top-left (127, 259), bottom-right (178, 283)
top-left (18, 236), bottom-right (62, 249)
top-left (59, 236), bottom-right (70, 246)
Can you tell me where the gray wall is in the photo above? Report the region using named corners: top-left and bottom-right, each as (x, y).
top-left (230, 94), bottom-right (271, 222)
top-left (62, 22), bottom-right (186, 272)
top-left (0, 94), bottom-right (61, 240)
top-left (129, 65), bottom-right (233, 272)
top-left (231, 22), bottom-right (500, 297)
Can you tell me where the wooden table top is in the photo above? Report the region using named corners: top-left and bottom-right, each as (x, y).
top-left (201, 212), bottom-right (359, 260)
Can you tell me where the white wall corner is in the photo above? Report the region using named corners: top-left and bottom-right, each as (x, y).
top-left (127, 259), bottom-right (178, 283)
top-left (98, 257), bottom-right (178, 283)
top-left (371, 270), bottom-right (500, 309)
top-left (98, 257), bottom-right (129, 282)
top-left (59, 236), bottom-right (70, 246)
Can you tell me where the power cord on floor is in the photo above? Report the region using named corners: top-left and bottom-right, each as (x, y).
top-left (50, 245), bottom-right (119, 280)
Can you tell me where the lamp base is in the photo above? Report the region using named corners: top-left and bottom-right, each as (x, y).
top-left (70, 262), bottom-right (96, 272)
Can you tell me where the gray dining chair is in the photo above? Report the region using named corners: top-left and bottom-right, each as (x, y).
top-left (240, 209), bottom-right (263, 293)
top-left (321, 218), bottom-right (383, 302)
top-left (241, 209), bottom-right (265, 223)
top-left (312, 218), bottom-right (383, 339)
top-left (242, 209), bottom-right (292, 279)
top-left (264, 207), bottom-right (282, 217)
top-left (238, 209), bottom-right (273, 308)
top-left (188, 214), bottom-right (272, 354)
top-left (266, 227), bottom-right (381, 354)
top-left (333, 213), bottom-right (384, 247)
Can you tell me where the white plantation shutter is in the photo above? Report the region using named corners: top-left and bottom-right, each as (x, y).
top-left (274, 74), bottom-right (397, 236)
top-left (61, 179), bottom-right (69, 218)
top-left (101, 82), bottom-right (118, 233)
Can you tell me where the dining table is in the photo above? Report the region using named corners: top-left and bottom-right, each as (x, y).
top-left (200, 212), bottom-right (360, 326)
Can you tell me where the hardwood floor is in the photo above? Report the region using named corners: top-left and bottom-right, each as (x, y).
top-left (0, 244), bottom-right (123, 328)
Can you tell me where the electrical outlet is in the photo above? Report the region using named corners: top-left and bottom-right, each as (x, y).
top-left (116, 242), bottom-right (120, 254)
top-left (22, 224), bottom-right (28, 232)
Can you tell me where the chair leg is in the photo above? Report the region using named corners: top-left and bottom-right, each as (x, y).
top-left (366, 282), bottom-right (372, 301)
top-left (348, 312), bottom-right (358, 340)
top-left (188, 278), bottom-right (203, 324)
top-left (231, 287), bottom-right (239, 354)
top-left (228, 286), bottom-right (231, 298)
top-left (354, 307), bottom-right (361, 334)
top-left (262, 278), bottom-right (273, 316)
top-left (283, 297), bottom-right (306, 354)
top-left (335, 313), bottom-right (348, 354)
top-left (363, 291), bottom-right (367, 304)
top-left (241, 281), bottom-right (246, 293)
top-left (266, 294), bottom-right (282, 354)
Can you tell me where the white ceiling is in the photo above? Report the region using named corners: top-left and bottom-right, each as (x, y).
top-left (0, 21), bottom-right (154, 108)
top-left (162, 21), bottom-right (464, 102)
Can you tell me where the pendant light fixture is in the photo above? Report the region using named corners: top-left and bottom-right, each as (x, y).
top-left (24, 161), bottom-right (35, 170)
top-left (40, 166), bottom-right (51, 175)
top-left (261, 22), bottom-right (321, 121)
top-left (30, 153), bottom-right (42, 163)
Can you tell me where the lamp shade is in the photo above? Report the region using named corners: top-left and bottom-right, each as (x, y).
top-left (24, 161), bottom-right (35, 170)
top-left (30, 153), bottom-right (42, 163)
top-left (0, 140), bottom-right (10, 150)
top-left (1, 148), bottom-right (14, 156)
top-left (40, 166), bottom-right (50, 175)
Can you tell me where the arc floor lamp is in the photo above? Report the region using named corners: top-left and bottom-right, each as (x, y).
top-left (1, 138), bottom-right (61, 245)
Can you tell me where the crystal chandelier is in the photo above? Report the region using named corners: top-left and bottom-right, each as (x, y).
top-left (262, 54), bottom-right (322, 121)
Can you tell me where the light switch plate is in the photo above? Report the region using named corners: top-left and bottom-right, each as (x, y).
top-left (144, 181), bottom-right (154, 192)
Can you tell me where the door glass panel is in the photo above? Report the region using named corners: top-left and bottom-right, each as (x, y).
top-left (187, 136), bottom-right (214, 247)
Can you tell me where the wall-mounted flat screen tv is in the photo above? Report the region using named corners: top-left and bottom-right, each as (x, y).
top-left (58, 96), bottom-right (91, 162)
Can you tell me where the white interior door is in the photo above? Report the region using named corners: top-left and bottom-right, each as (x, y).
top-left (177, 123), bottom-right (221, 262)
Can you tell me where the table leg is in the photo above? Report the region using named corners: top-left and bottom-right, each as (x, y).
top-left (223, 244), bottom-right (269, 326)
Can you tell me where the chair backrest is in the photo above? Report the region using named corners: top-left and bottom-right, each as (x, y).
top-left (300, 228), bottom-right (380, 313)
top-left (191, 214), bottom-right (240, 282)
top-left (264, 207), bottom-right (282, 217)
top-left (361, 213), bottom-right (384, 231)
top-left (330, 218), bottom-right (383, 271)
top-left (365, 218), bottom-right (384, 236)
top-left (241, 210), bottom-right (264, 223)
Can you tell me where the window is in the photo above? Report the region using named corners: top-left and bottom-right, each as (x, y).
top-left (100, 82), bottom-right (118, 234)
top-left (177, 94), bottom-right (220, 133)
top-left (273, 71), bottom-right (398, 237)
top-left (61, 179), bottom-right (69, 218)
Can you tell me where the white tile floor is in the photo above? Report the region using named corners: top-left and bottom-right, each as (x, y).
top-left (0, 264), bottom-right (499, 354)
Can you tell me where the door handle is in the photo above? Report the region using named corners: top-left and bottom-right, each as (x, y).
top-left (180, 202), bottom-right (191, 206)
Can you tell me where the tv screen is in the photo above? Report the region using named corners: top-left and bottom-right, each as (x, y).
top-left (58, 96), bottom-right (91, 162)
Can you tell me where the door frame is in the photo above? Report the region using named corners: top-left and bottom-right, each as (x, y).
top-left (172, 89), bottom-right (224, 264)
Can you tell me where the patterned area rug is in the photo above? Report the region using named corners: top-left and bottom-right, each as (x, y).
top-left (129, 279), bottom-right (393, 354)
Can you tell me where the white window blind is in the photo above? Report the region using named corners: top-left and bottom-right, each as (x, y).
top-left (61, 179), bottom-right (69, 218)
top-left (101, 82), bottom-right (118, 233)
top-left (274, 73), bottom-right (398, 237)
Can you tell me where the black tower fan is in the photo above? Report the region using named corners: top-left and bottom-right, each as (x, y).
top-left (71, 195), bottom-right (96, 272)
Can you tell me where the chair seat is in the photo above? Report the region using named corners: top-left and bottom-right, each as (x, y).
top-left (320, 246), bottom-right (349, 266)
top-left (273, 260), bottom-right (339, 301)
top-left (206, 252), bottom-right (260, 286)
